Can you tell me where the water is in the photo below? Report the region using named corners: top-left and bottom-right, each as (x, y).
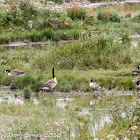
top-left (0, 87), bottom-right (138, 138)
top-left (123, 3), bottom-right (140, 12)
top-left (0, 88), bottom-right (38, 105)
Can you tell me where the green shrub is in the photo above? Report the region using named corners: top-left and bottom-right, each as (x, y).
top-left (24, 86), bottom-right (31, 99)
top-left (45, 17), bottom-right (61, 30)
top-left (97, 10), bottom-right (106, 21)
top-left (116, 78), bottom-right (135, 90)
top-left (26, 30), bottom-right (41, 41)
top-left (67, 6), bottom-right (87, 20)
top-left (42, 28), bottom-right (54, 40)
top-left (10, 83), bottom-right (17, 90)
top-left (57, 29), bottom-right (79, 40)
top-left (121, 33), bottom-right (130, 43)
top-left (46, 36), bottom-right (132, 70)
top-left (15, 75), bottom-right (35, 89)
top-left (137, 14), bottom-right (140, 22)
top-left (31, 81), bottom-right (42, 92)
top-left (0, 75), bottom-right (11, 86)
top-left (0, 35), bottom-right (10, 44)
top-left (97, 10), bottom-right (120, 22)
top-left (84, 16), bottom-right (95, 25)
top-left (20, 0), bottom-right (39, 19)
top-left (23, 28), bottom-right (54, 41)
top-left (109, 11), bottom-right (120, 22)
top-left (134, 13), bottom-right (140, 22)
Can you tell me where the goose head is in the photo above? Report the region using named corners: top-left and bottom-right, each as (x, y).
top-left (136, 80), bottom-right (140, 85)
top-left (138, 65), bottom-right (140, 69)
top-left (3, 70), bottom-right (10, 73)
top-left (90, 77), bottom-right (93, 82)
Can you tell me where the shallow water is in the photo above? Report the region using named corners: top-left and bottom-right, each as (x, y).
top-left (0, 88), bottom-right (39, 105)
top-left (0, 87), bottom-right (138, 138)
top-left (91, 2), bottom-right (140, 12)
top-left (123, 3), bottom-right (140, 12)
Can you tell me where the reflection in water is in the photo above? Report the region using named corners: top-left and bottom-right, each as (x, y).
top-left (56, 96), bottom-right (113, 137)
top-left (92, 114), bottom-right (112, 136)
top-left (56, 98), bottom-right (75, 109)
top-left (79, 107), bottom-right (112, 137)
top-left (56, 100), bottom-right (67, 109)
top-left (0, 96), bottom-right (39, 105)
top-left (0, 88), bottom-right (134, 138)
top-left (57, 98), bottom-right (75, 101)
top-left (1, 96), bottom-right (24, 105)
top-left (131, 41), bottom-right (138, 49)
top-left (32, 98), bottom-right (38, 105)
top-left (0, 97), bottom-right (2, 103)
top-left (90, 99), bottom-right (100, 105)
top-left (0, 87), bottom-right (40, 105)
top-left (79, 107), bottom-right (90, 115)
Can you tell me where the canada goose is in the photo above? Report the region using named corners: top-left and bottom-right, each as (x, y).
top-left (133, 77), bottom-right (140, 82)
top-left (3, 69), bottom-right (26, 77)
top-left (136, 80), bottom-right (140, 90)
top-left (89, 77), bottom-right (101, 95)
top-left (132, 65), bottom-right (140, 75)
top-left (40, 67), bottom-right (57, 94)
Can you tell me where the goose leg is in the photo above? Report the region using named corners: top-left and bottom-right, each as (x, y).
top-left (12, 77), bottom-right (15, 84)
top-left (10, 77), bottom-right (16, 90)
top-left (51, 89), bottom-right (53, 95)
top-left (94, 90), bottom-right (98, 96)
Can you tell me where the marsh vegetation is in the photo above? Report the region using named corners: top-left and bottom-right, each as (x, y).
top-left (0, 88), bottom-right (139, 139)
top-left (0, 0), bottom-right (140, 44)
top-left (0, 0), bottom-right (140, 139)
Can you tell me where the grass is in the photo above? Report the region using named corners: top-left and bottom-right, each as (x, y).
top-left (0, 91), bottom-right (139, 139)
top-left (0, 37), bottom-right (139, 92)
top-left (0, 0), bottom-right (140, 139)
top-left (0, 1), bottom-right (140, 44)
top-left (96, 95), bottom-right (140, 139)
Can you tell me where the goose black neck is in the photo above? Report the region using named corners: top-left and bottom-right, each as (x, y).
top-left (52, 67), bottom-right (55, 78)
top-left (137, 81), bottom-right (140, 85)
top-left (90, 78), bottom-right (93, 82)
top-left (138, 65), bottom-right (140, 69)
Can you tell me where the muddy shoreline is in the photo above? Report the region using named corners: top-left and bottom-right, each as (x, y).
top-left (0, 34), bottom-right (139, 47)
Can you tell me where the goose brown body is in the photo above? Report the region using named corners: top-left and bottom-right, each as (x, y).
top-left (41, 77), bottom-right (57, 90)
top-left (10, 69), bottom-right (25, 77)
top-left (41, 67), bottom-right (57, 91)
top-left (4, 69), bottom-right (26, 77)
top-left (89, 77), bottom-right (101, 91)
top-left (132, 69), bottom-right (140, 75)
top-left (89, 82), bottom-right (100, 90)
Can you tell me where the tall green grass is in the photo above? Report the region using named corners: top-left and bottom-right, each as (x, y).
top-left (46, 36), bottom-right (133, 69)
top-left (0, 37), bottom-right (139, 92)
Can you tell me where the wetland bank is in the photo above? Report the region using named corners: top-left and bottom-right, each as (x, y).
top-left (0, 0), bottom-right (140, 139)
